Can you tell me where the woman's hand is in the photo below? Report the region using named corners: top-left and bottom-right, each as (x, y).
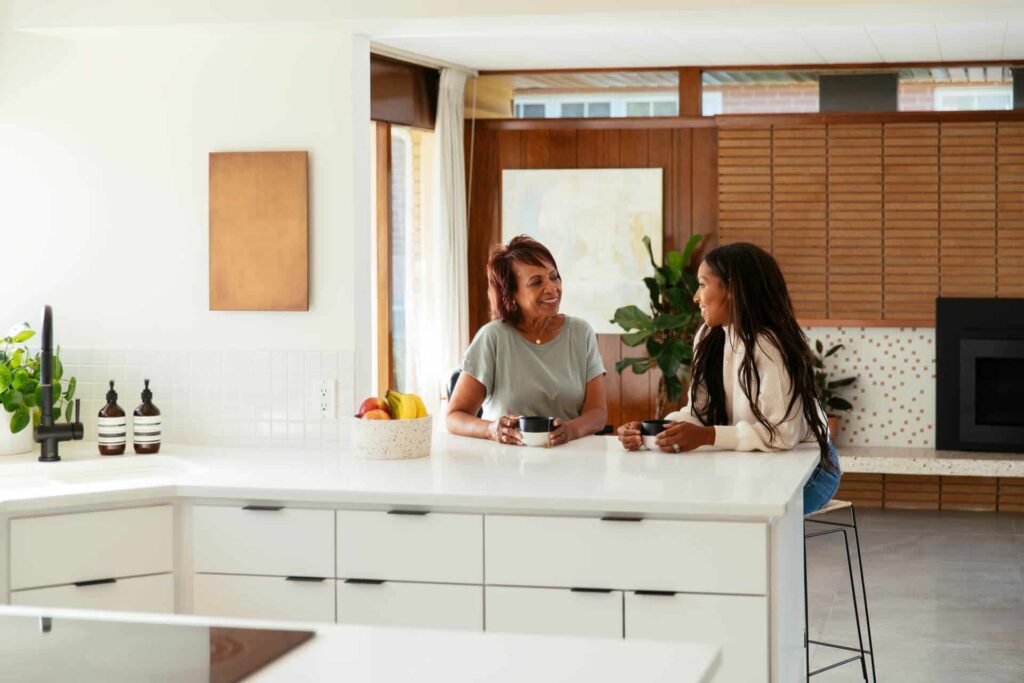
top-left (548, 419), bottom-right (574, 447)
top-left (655, 422), bottom-right (715, 453)
top-left (488, 414), bottom-right (523, 445)
top-left (617, 421), bottom-right (643, 451)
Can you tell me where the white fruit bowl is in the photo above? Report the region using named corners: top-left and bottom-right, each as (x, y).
top-left (351, 415), bottom-right (433, 460)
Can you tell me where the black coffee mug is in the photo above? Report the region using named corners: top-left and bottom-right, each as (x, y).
top-left (641, 419), bottom-right (671, 436)
top-left (519, 416), bottom-right (555, 433)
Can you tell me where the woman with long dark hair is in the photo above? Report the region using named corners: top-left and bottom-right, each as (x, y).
top-left (617, 242), bottom-right (841, 514)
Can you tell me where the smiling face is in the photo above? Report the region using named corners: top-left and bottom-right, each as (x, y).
top-left (693, 260), bottom-right (732, 327)
top-left (511, 260), bottom-right (562, 321)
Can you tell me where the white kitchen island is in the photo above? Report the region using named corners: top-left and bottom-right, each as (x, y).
top-left (0, 434), bottom-right (820, 682)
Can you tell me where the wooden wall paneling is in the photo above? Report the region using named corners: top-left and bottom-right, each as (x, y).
top-left (883, 473), bottom-right (940, 510)
top-left (998, 477), bottom-right (1024, 512)
top-left (827, 124), bottom-right (884, 319)
top-left (772, 125), bottom-right (828, 319)
top-left (648, 128), bottom-right (678, 251)
top-left (678, 68), bottom-right (702, 117)
top-left (374, 128), bottom-right (394, 393)
top-left (997, 122), bottom-right (1024, 296)
top-left (525, 129), bottom-right (578, 168)
top-left (939, 475), bottom-right (998, 511)
top-left (692, 128), bottom-right (719, 249)
top-left (883, 123), bottom-right (939, 320)
top-left (939, 122), bottom-right (997, 297)
top-left (718, 127), bottom-right (772, 250)
top-left (834, 473), bottom-right (884, 508)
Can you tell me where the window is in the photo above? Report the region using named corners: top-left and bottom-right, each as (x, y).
top-left (701, 91), bottom-right (723, 116)
top-left (561, 102), bottom-right (585, 117)
top-left (626, 101), bottom-right (651, 117)
top-left (702, 70), bottom-right (820, 114)
top-left (488, 70), bottom-right (679, 119)
top-left (587, 102), bottom-right (611, 117)
top-left (652, 101), bottom-right (678, 117)
top-left (515, 103), bottom-right (546, 118)
top-left (933, 86), bottom-right (1013, 111)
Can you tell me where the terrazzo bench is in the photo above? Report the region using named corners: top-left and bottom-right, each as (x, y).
top-left (836, 446), bottom-right (1024, 512)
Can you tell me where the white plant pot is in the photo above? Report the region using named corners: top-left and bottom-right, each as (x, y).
top-left (0, 409), bottom-right (34, 456)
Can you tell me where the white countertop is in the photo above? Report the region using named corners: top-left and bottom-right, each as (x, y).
top-left (0, 605), bottom-right (720, 683)
top-left (0, 433), bottom-right (820, 518)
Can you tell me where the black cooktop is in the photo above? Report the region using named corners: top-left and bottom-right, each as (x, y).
top-left (0, 614), bottom-right (314, 682)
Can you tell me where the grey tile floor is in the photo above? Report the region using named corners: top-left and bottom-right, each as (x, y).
top-left (805, 508), bottom-right (1024, 682)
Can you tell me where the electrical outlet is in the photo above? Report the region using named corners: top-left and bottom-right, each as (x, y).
top-left (318, 379), bottom-right (336, 421)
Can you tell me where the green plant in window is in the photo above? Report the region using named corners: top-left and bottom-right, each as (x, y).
top-left (0, 323), bottom-right (77, 433)
top-left (609, 233), bottom-right (703, 418)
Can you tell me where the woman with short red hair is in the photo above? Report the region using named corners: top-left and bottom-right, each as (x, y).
top-left (446, 235), bottom-right (608, 446)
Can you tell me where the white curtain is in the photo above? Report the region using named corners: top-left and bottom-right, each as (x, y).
top-left (408, 68), bottom-right (469, 415)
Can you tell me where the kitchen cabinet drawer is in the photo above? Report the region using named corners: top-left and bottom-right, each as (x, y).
top-left (485, 586), bottom-right (623, 638)
top-left (193, 505), bottom-right (333, 577)
top-left (625, 591), bottom-right (767, 683)
top-left (336, 510), bottom-right (482, 584)
top-left (10, 506), bottom-right (173, 591)
top-left (485, 515), bottom-right (766, 595)
top-left (10, 574), bottom-right (174, 614)
top-left (193, 574), bottom-right (335, 623)
top-left (337, 580), bottom-right (482, 631)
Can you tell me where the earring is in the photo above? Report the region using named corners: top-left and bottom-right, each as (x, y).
top-left (511, 302), bottom-right (518, 311)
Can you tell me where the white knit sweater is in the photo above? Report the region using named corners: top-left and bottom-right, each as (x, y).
top-left (665, 325), bottom-right (827, 452)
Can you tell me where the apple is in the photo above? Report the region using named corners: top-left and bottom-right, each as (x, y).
top-left (363, 409), bottom-right (390, 420)
top-left (357, 397), bottom-right (390, 418)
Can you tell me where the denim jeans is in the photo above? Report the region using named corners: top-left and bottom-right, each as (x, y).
top-left (803, 441), bottom-right (842, 515)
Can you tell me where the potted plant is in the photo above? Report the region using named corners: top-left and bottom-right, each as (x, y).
top-left (609, 234), bottom-right (703, 419)
top-left (0, 322), bottom-right (77, 456)
top-left (812, 339), bottom-right (857, 439)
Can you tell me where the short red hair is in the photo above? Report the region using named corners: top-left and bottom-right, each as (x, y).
top-left (487, 235), bottom-right (559, 325)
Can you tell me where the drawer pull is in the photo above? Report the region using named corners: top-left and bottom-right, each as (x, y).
top-left (387, 509), bottom-right (429, 516)
top-left (570, 587), bottom-right (613, 594)
top-left (242, 505), bottom-right (284, 511)
top-left (285, 576), bottom-right (326, 582)
top-left (344, 578), bottom-right (386, 585)
top-left (635, 590), bottom-right (677, 597)
top-left (74, 578), bottom-right (117, 588)
top-left (600, 515), bottom-right (643, 522)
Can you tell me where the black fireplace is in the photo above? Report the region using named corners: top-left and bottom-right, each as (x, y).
top-left (936, 298), bottom-right (1024, 452)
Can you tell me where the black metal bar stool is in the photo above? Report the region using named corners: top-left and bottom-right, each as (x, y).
top-left (804, 499), bottom-right (877, 681)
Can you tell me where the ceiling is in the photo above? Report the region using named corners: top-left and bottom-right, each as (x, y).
top-left (370, 10), bottom-right (1024, 71)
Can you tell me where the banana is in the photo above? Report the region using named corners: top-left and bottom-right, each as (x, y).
top-left (385, 390), bottom-right (426, 420)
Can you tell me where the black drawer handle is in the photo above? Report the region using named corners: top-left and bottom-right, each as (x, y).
top-left (635, 590), bottom-right (676, 597)
top-left (570, 587), bottom-right (613, 594)
top-left (600, 515), bottom-right (643, 522)
top-left (74, 578), bottom-right (117, 588)
top-left (387, 510), bottom-right (429, 516)
top-left (242, 505), bottom-right (283, 511)
top-left (286, 576), bottom-right (326, 583)
top-left (344, 578), bottom-right (386, 585)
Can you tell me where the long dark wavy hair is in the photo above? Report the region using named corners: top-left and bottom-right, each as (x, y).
top-left (688, 242), bottom-right (833, 471)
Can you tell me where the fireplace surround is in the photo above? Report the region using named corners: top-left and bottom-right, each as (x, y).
top-left (936, 298), bottom-right (1024, 453)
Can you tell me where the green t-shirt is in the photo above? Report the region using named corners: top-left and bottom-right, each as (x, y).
top-left (460, 315), bottom-right (606, 422)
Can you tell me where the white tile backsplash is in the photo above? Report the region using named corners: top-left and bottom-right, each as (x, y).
top-left (61, 348), bottom-right (355, 450)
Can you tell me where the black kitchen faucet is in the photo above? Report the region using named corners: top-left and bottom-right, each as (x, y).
top-left (33, 305), bottom-right (83, 462)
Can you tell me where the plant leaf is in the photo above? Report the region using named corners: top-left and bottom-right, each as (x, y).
top-left (621, 330), bottom-right (652, 347)
top-left (665, 251), bottom-right (684, 284)
top-left (12, 329), bottom-right (34, 343)
top-left (23, 387), bottom-right (37, 408)
top-left (10, 406), bottom-right (30, 433)
top-left (645, 338), bottom-right (663, 358)
top-left (663, 375), bottom-right (684, 402)
top-left (642, 277), bottom-right (662, 312)
top-left (610, 305), bottom-right (653, 333)
top-left (52, 405), bottom-right (61, 421)
top-left (12, 369), bottom-right (30, 391)
top-left (65, 376), bottom-right (76, 401)
top-left (653, 312), bottom-right (691, 331)
top-left (680, 233), bottom-right (702, 267)
top-left (827, 377), bottom-right (857, 389)
top-left (33, 384), bottom-right (43, 408)
top-left (828, 397), bottom-right (854, 412)
top-left (2, 390), bottom-right (24, 412)
top-left (656, 337), bottom-right (686, 377)
top-left (642, 235), bottom-right (657, 270)
top-left (65, 400), bottom-right (74, 423)
top-left (814, 339), bottom-right (823, 355)
top-left (824, 343), bottom-right (844, 358)
top-left (615, 356), bottom-right (651, 375)
top-left (0, 366), bottom-right (9, 393)
top-left (53, 356), bottom-right (63, 382)
top-left (663, 287), bottom-right (687, 312)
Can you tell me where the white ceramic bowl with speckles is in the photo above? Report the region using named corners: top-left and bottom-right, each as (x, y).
top-left (351, 415), bottom-right (433, 460)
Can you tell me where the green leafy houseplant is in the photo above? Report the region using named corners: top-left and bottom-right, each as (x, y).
top-left (609, 233), bottom-right (703, 418)
top-left (813, 340), bottom-right (857, 416)
top-left (0, 323), bottom-right (77, 434)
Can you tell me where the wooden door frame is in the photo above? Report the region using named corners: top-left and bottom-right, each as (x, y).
top-left (374, 121), bottom-right (395, 394)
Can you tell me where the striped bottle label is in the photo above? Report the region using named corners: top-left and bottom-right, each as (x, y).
top-left (133, 415), bottom-right (162, 445)
top-left (97, 417), bottom-right (127, 446)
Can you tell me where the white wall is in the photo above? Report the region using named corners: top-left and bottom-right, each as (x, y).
top-left (0, 23), bottom-right (360, 352)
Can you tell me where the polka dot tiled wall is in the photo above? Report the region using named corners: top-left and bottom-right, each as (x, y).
top-left (803, 327), bottom-right (935, 448)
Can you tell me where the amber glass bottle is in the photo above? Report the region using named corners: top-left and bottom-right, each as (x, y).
top-left (133, 379), bottom-right (162, 454)
top-left (97, 380), bottom-right (126, 455)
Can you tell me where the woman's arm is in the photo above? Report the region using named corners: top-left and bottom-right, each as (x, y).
top-left (550, 375), bottom-right (608, 445)
top-left (446, 372), bottom-right (521, 444)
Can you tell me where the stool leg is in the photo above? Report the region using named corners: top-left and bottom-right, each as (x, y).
top-left (841, 529), bottom-right (869, 681)
top-left (804, 531), bottom-right (810, 682)
top-left (851, 507), bottom-right (877, 683)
